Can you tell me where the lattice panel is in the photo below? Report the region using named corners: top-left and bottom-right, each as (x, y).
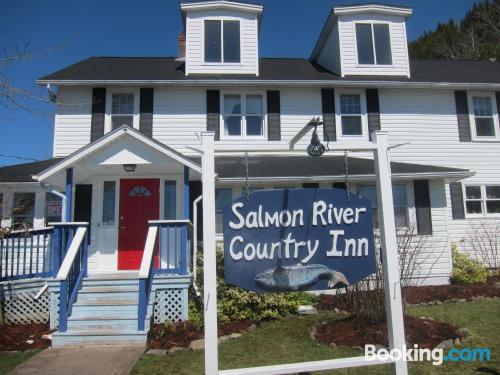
top-left (3, 291), bottom-right (50, 325)
top-left (153, 289), bottom-right (184, 324)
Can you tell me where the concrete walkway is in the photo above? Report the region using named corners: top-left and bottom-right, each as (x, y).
top-left (8, 346), bottom-right (145, 375)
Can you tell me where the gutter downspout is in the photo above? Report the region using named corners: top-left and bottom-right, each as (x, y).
top-left (192, 195), bottom-right (202, 297)
top-left (40, 183), bottom-right (67, 222)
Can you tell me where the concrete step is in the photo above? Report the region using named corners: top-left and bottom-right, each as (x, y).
top-left (52, 330), bottom-right (148, 347)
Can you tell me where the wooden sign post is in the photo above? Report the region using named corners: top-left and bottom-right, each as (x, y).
top-left (201, 131), bottom-right (408, 375)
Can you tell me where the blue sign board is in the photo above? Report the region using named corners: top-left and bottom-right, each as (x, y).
top-left (223, 188), bottom-right (376, 293)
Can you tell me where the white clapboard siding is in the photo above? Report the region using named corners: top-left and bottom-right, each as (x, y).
top-left (53, 87), bottom-right (92, 157)
top-left (316, 22), bottom-right (341, 75)
top-left (337, 14), bottom-right (410, 77)
top-left (185, 10), bottom-right (259, 75)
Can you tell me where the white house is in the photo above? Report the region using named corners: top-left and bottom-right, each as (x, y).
top-left (0, 1), bottom-right (499, 346)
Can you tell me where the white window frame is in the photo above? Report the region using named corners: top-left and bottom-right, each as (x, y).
top-left (354, 22), bottom-right (394, 67)
top-left (335, 89), bottom-right (369, 141)
top-left (220, 91), bottom-right (267, 140)
top-left (467, 92), bottom-right (500, 142)
top-left (463, 184), bottom-right (500, 218)
top-left (104, 88), bottom-right (140, 133)
top-left (203, 18), bottom-right (242, 65)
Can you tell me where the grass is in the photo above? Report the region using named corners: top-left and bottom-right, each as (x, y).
top-left (132, 299), bottom-right (499, 375)
top-left (0, 350), bottom-right (40, 375)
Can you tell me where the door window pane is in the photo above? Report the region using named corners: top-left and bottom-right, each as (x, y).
top-left (373, 24), bottom-right (392, 64)
top-left (223, 20), bottom-right (240, 63)
top-left (356, 24), bottom-right (374, 64)
top-left (102, 181), bottom-right (116, 225)
top-left (164, 181), bottom-right (177, 220)
top-left (205, 20), bottom-right (222, 63)
top-left (215, 188), bottom-right (232, 233)
top-left (45, 192), bottom-right (62, 225)
top-left (13, 193), bottom-right (35, 230)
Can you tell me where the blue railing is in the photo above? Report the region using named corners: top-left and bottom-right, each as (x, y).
top-left (0, 228), bottom-right (53, 281)
top-left (55, 223), bottom-right (89, 332)
top-left (138, 220), bottom-right (192, 331)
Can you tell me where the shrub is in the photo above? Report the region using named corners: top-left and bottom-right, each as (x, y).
top-left (189, 244), bottom-right (318, 325)
top-left (451, 243), bottom-right (488, 284)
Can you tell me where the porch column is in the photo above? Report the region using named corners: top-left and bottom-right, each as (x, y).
top-left (65, 168), bottom-right (73, 222)
top-left (181, 166), bottom-right (190, 275)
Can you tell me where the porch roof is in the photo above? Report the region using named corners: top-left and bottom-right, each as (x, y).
top-left (33, 126), bottom-right (201, 187)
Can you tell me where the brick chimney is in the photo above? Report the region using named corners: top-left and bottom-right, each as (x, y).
top-left (177, 32), bottom-right (186, 61)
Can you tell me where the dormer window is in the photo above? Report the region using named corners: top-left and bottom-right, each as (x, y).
top-left (355, 23), bottom-right (392, 65)
top-left (204, 20), bottom-right (241, 63)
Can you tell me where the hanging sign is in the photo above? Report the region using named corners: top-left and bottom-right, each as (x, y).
top-left (223, 188), bottom-right (376, 293)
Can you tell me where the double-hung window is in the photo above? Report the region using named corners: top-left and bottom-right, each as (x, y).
top-left (204, 20), bottom-right (241, 63)
top-left (222, 93), bottom-right (265, 138)
top-left (469, 94), bottom-right (499, 140)
top-left (357, 184), bottom-right (408, 228)
top-left (355, 23), bottom-right (392, 65)
top-left (215, 188), bottom-right (232, 234)
top-left (12, 193), bottom-right (35, 230)
top-left (337, 92), bottom-right (367, 139)
top-left (464, 185), bottom-right (500, 216)
top-left (111, 93), bottom-right (134, 130)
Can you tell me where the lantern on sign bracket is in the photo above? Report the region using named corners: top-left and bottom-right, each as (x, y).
top-left (306, 117), bottom-right (326, 157)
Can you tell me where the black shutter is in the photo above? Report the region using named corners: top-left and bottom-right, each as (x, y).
top-left (267, 91), bottom-right (281, 141)
top-left (333, 182), bottom-right (346, 190)
top-left (303, 183), bottom-right (319, 188)
top-left (413, 180), bottom-right (432, 235)
top-left (74, 185), bottom-right (92, 243)
top-left (450, 182), bottom-right (465, 220)
top-left (454, 91), bottom-right (471, 142)
top-left (496, 92), bottom-right (500, 124)
top-left (139, 88), bottom-right (154, 138)
top-left (366, 89), bottom-right (381, 140)
top-left (206, 90), bottom-right (220, 141)
top-left (90, 88), bottom-right (106, 142)
top-left (321, 88), bottom-right (336, 141)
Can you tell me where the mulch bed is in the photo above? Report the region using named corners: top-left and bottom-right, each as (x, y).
top-left (0, 323), bottom-right (52, 351)
top-left (317, 274), bottom-right (500, 311)
top-left (148, 320), bottom-right (253, 349)
top-left (315, 315), bottom-right (460, 349)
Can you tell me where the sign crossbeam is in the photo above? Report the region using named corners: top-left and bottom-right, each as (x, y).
top-left (201, 130), bottom-right (409, 375)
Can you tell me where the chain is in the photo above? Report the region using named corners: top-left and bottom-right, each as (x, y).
top-left (245, 151), bottom-right (250, 202)
top-left (344, 149), bottom-right (351, 202)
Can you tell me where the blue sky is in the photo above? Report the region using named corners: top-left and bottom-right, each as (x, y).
top-left (0, 0), bottom-right (477, 166)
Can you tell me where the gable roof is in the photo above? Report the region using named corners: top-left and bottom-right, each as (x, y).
top-left (37, 57), bottom-right (500, 87)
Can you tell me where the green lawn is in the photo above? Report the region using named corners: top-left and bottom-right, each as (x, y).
top-left (132, 299), bottom-right (499, 375)
top-left (0, 350), bottom-right (40, 375)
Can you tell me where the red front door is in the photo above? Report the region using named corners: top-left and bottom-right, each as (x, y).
top-left (118, 179), bottom-right (159, 270)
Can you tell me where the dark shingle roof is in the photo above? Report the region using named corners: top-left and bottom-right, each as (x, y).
top-left (0, 156), bottom-right (469, 183)
top-left (213, 156), bottom-right (470, 180)
top-left (38, 57), bottom-right (500, 84)
top-left (0, 159), bottom-right (61, 183)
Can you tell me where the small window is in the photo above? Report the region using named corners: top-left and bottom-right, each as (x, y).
top-left (111, 93), bottom-right (134, 129)
top-left (222, 93), bottom-right (264, 138)
top-left (357, 184), bottom-right (408, 228)
top-left (471, 96), bottom-right (496, 137)
top-left (164, 181), bottom-right (177, 220)
top-left (45, 192), bottom-right (62, 225)
top-left (12, 193), bottom-right (35, 230)
top-left (204, 20), bottom-right (241, 63)
top-left (215, 188), bottom-right (232, 234)
top-left (465, 185), bottom-right (500, 216)
top-left (356, 23), bottom-right (392, 65)
top-left (339, 94), bottom-right (363, 136)
top-left (128, 186), bottom-right (152, 197)
top-left (102, 181), bottom-right (116, 225)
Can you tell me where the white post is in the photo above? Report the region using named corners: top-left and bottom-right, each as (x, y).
top-left (201, 132), bottom-right (219, 375)
top-left (372, 131), bottom-right (408, 375)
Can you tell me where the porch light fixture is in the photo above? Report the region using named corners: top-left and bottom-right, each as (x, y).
top-left (307, 118), bottom-right (326, 157)
top-left (123, 164), bottom-right (137, 172)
